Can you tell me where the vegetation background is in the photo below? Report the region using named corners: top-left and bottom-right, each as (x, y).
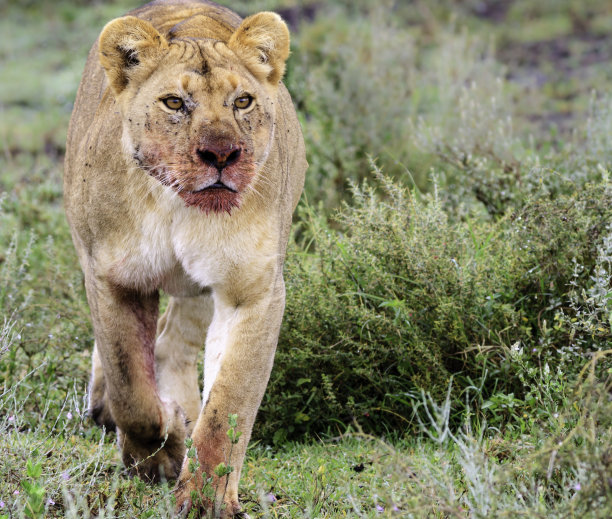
top-left (0, 0), bottom-right (610, 517)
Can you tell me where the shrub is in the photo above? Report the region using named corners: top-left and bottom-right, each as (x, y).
top-left (287, 5), bottom-right (528, 212)
top-left (287, 9), bottom-right (417, 208)
top-left (256, 167), bottom-right (611, 441)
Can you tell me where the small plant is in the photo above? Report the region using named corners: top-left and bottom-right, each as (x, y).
top-left (184, 436), bottom-right (213, 514)
top-left (21, 458), bottom-right (46, 519)
top-left (217, 413), bottom-right (242, 512)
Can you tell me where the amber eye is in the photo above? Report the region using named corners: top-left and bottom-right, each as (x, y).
top-left (163, 97), bottom-right (183, 110)
top-left (234, 95), bottom-right (253, 110)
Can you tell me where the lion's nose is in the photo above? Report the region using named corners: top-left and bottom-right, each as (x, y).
top-left (197, 145), bottom-right (241, 171)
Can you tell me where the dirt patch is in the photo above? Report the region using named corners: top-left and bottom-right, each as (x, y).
top-left (274, 3), bottom-right (321, 31)
top-left (499, 34), bottom-right (612, 74)
top-left (498, 32), bottom-right (612, 137)
top-left (470, 0), bottom-right (515, 23)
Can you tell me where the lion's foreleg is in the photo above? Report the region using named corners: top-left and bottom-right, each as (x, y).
top-left (156, 294), bottom-right (214, 432)
top-left (174, 277), bottom-right (286, 517)
top-left (85, 275), bottom-right (186, 481)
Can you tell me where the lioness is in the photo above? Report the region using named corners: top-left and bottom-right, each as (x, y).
top-left (64, 0), bottom-right (306, 515)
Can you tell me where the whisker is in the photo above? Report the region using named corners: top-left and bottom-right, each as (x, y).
top-left (246, 183), bottom-right (265, 201)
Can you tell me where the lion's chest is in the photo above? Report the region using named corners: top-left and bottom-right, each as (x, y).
top-left (104, 200), bottom-right (277, 296)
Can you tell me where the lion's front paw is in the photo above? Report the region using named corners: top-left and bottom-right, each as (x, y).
top-left (119, 402), bottom-right (187, 481)
top-left (174, 476), bottom-right (242, 518)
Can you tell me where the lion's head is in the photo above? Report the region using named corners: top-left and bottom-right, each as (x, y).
top-left (98, 12), bottom-right (289, 214)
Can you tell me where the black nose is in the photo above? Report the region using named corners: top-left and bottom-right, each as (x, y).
top-left (197, 146), bottom-right (241, 171)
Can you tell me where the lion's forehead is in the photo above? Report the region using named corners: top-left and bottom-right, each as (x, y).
top-left (160, 39), bottom-right (253, 87)
top-left (167, 39), bottom-right (221, 65)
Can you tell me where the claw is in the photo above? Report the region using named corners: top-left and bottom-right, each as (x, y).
top-left (177, 499), bottom-right (191, 516)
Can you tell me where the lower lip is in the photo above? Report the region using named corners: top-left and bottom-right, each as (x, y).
top-left (179, 185), bottom-right (241, 214)
top-left (193, 183), bottom-right (237, 193)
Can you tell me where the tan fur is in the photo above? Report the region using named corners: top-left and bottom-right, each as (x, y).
top-left (64, 1), bottom-right (306, 516)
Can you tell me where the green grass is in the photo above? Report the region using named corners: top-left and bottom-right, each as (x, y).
top-left (1, 0), bottom-right (611, 517)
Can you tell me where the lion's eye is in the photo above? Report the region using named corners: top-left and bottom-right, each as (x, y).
top-left (234, 95), bottom-right (253, 110)
top-left (163, 97), bottom-right (183, 110)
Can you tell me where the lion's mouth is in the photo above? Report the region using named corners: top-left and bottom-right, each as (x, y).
top-left (180, 181), bottom-right (241, 214)
top-left (192, 182), bottom-right (237, 194)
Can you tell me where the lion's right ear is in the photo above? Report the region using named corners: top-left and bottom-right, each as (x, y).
top-left (99, 16), bottom-right (168, 96)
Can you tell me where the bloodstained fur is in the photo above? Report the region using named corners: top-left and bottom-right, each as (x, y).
top-left (139, 139), bottom-right (256, 214)
top-left (180, 188), bottom-right (242, 214)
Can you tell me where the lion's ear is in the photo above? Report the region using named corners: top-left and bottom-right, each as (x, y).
top-left (228, 12), bottom-right (290, 85)
top-left (99, 16), bottom-right (168, 95)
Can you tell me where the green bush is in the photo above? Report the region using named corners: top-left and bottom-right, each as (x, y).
top-left (256, 167), bottom-right (611, 441)
top-left (287, 4), bottom-right (526, 211)
top-left (287, 10), bottom-right (417, 207)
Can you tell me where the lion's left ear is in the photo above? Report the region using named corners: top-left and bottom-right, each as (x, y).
top-left (228, 12), bottom-right (290, 85)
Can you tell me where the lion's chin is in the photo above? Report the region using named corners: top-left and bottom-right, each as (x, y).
top-left (178, 188), bottom-right (241, 215)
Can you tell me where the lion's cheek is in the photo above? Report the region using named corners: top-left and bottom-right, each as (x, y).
top-left (137, 139), bottom-right (179, 185)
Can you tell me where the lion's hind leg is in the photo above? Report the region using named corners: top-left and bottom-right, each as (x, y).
top-left (155, 294), bottom-right (213, 434)
top-left (88, 342), bottom-right (116, 431)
